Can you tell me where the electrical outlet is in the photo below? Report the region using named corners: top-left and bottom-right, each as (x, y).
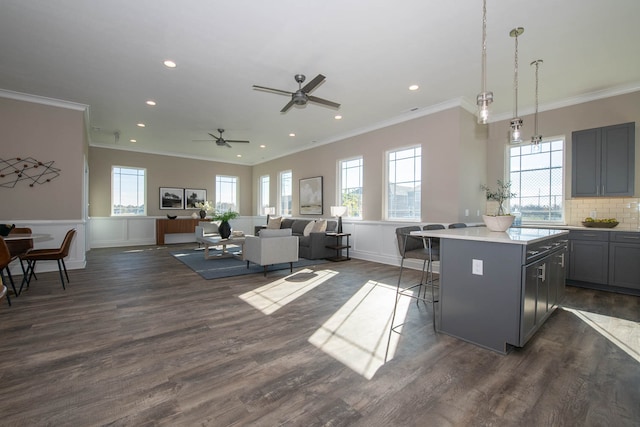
top-left (590, 210), bottom-right (597, 218)
top-left (472, 259), bottom-right (483, 275)
top-left (465, 209), bottom-right (469, 217)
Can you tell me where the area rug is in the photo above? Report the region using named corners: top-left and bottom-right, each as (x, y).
top-left (170, 249), bottom-right (328, 280)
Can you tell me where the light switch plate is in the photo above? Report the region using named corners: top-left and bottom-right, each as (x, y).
top-left (472, 259), bottom-right (483, 275)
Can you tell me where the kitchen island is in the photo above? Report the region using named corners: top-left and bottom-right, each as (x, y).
top-left (413, 227), bottom-right (569, 354)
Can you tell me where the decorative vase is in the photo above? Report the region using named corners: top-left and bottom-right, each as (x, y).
top-left (482, 215), bottom-right (515, 232)
top-left (219, 221), bottom-right (232, 239)
top-left (199, 210), bottom-right (207, 219)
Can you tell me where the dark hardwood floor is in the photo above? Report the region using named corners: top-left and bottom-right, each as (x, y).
top-left (0, 243), bottom-right (638, 426)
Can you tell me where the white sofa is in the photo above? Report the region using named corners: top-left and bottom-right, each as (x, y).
top-left (243, 228), bottom-right (299, 276)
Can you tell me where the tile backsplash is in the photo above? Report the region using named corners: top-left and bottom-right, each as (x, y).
top-left (567, 198), bottom-right (640, 231)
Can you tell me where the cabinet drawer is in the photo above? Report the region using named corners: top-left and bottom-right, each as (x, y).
top-left (609, 232), bottom-right (640, 243)
top-left (569, 230), bottom-right (609, 241)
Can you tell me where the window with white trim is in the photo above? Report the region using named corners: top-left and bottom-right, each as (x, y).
top-left (215, 175), bottom-right (238, 212)
top-left (112, 166), bottom-right (146, 216)
top-left (386, 146), bottom-right (421, 220)
top-left (258, 175), bottom-right (270, 216)
top-left (279, 170), bottom-right (292, 216)
top-left (509, 139), bottom-right (564, 223)
top-left (339, 157), bottom-right (363, 219)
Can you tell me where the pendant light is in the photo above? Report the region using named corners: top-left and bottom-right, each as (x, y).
top-left (530, 59), bottom-right (543, 147)
top-left (509, 27), bottom-right (524, 144)
top-left (476, 0), bottom-right (493, 124)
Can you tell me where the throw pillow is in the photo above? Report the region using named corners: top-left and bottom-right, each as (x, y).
top-left (267, 216), bottom-right (282, 229)
top-left (311, 219), bottom-right (327, 233)
top-left (303, 221), bottom-right (315, 236)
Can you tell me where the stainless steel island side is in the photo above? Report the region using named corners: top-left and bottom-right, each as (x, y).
top-left (413, 227), bottom-right (569, 354)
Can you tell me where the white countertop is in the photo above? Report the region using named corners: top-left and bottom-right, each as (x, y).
top-left (411, 227), bottom-right (569, 245)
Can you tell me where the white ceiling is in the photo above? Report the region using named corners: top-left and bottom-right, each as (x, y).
top-left (1, 0), bottom-right (639, 165)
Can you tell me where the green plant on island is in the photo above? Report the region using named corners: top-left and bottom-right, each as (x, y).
top-left (583, 217), bottom-right (617, 223)
top-left (481, 180), bottom-right (517, 216)
top-left (211, 210), bottom-right (239, 222)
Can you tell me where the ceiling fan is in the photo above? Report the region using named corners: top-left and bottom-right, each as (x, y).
top-left (253, 73), bottom-right (341, 113)
top-left (193, 128), bottom-right (250, 148)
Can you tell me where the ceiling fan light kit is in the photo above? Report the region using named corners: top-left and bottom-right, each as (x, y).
top-left (253, 73), bottom-right (341, 113)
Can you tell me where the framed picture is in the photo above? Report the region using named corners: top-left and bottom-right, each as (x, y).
top-left (184, 188), bottom-right (206, 209)
top-left (160, 187), bottom-right (184, 209)
top-left (299, 176), bottom-right (323, 215)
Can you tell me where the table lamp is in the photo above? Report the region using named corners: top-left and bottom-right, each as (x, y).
top-left (330, 206), bottom-right (347, 233)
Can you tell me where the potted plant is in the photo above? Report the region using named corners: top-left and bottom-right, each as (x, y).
top-left (211, 210), bottom-right (239, 239)
top-left (480, 180), bottom-right (517, 231)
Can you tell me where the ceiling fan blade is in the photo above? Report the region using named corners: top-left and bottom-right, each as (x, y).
top-left (226, 139), bottom-right (250, 143)
top-left (301, 74), bottom-right (325, 93)
top-left (307, 95), bottom-right (340, 109)
top-left (193, 139), bottom-right (214, 142)
top-left (252, 85), bottom-right (293, 96)
top-left (280, 99), bottom-right (295, 113)
top-left (208, 133), bottom-right (221, 141)
top-left (224, 142), bottom-right (232, 148)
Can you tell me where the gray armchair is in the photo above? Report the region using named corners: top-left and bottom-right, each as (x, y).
top-left (243, 229), bottom-right (299, 276)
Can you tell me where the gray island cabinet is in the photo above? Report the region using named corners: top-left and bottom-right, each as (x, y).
top-left (414, 227), bottom-right (569, 354)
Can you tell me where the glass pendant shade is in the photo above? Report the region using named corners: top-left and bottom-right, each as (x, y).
top-left (510, 118), bottom-right (523, 144)
top-left (477, 92), bottom-right (493, 124)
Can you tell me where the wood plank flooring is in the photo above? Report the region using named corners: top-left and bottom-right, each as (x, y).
top-left (0, 243), bottom-right (638, 426)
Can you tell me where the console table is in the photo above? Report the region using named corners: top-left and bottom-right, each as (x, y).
top-left (156, 218), bottom-right (205, 245)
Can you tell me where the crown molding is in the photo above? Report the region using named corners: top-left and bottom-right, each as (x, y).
top-left (0, 88), bottom-right (88, 111)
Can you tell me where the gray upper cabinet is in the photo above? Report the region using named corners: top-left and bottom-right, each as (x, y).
top-left (571, 122), bottom-right (635, 197)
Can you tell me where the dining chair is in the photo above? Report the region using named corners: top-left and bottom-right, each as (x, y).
top-left (0, 238), bottom-right (15, 305)
top-left (7, 227), bottom-right (34, 277)
top-left (448, 223), bottom-right (467, 228)
top-left (19, 229), bottom-right (76, 294)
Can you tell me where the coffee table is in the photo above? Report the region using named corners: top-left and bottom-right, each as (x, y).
top-left (197, 235), bottom-right (246, 260)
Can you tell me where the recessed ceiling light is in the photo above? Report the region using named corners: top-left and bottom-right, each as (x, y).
top-left (334, 115), bottom-right (342, 120)
top-left (163, 60), bottom-right (177, 68)
top-left (409, 84), bottom-right (419, 91)
top-left (146, 100), bottom-right (156, 106)
top-left (260, 144), bottom-right (266, 148)
top-left (289, 133), bottom-right (296, 137)
top-left (137, 123), bottom-right (145, 127)
top-left (130, 139), bottom-right (137, 143)
top-left (236, 154), bottom-right (242, 158)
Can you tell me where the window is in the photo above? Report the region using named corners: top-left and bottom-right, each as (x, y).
top-left (339, 157), bottom-right (363, 218)
top-left (279, 170), bottom-right (292, 216)
top-left (112, 166), bottom-right (146, 215)
top-left (258, 175), bottom-right (270, 216)
top-left (215, 175), bottom-right (238, 212)
top-left (386, 146), bottom-right (421, 220)
top-left (509, 139), bottom-right (564, 223)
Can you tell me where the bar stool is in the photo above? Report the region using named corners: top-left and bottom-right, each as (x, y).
top-left (448, 223), bottom-right (467, 228)
top-left (386, 226), bottom-right (441, 361)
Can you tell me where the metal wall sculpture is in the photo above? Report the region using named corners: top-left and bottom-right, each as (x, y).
top-left (0, 157), bottom-right (61, 188)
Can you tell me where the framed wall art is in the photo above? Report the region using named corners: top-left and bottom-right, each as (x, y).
top-left (184, 188), bottom-right (206, 209)
top-left (159, 187), bottom-right (184, 209)
top-left (299, 176), bottom-right (323, 215)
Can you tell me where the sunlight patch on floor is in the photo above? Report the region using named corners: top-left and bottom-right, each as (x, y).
top-left (562, 307), bottom-right (640, 363)
top-left (239, 268), bottom-right (337, 315)
top-left (308, 280), bottom-right (412, 380)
